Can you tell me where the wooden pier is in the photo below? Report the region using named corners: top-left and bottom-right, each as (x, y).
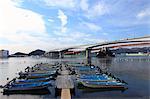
top-left (61, 89), bottom-right (71, 99)
top-left (55, 64), bottom-right (74, 99)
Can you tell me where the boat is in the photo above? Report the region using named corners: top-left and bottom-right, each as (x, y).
top-left (14, 77), bottom-right (52, 84)
top-left (24, 64), bottom-right (59, 72)
top-left (78, 74), bottom-right (115, 82)
top-left (19, 71), bottom-right (57, 79)
top-left (77, 67), bottom-right (97, 71)
top-left (21, 74), bottom-right (55, 79)
top-left (19, 71), bottom-right (56, 76)
top-left (78, 80), bottom-right (127, 90)
top-left (74, 65), bottom-right (98, 70)
top-left (22, 69), bottom-right (57, 74)
top-left (78, 73), bottom-right (127, 83)
top-left (11, 80), bottom-right (52, 86)
top-left (3, 81), bottom-right (51, 94)
top-left (77, 73), bottom-right (127, 90)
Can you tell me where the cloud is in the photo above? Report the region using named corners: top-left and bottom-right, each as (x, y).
top-left (0, 0), bottom-right (46, 35)
top-left (80, 0), bottom-right (89, 11)
top-left (82, 22), bottom-right (102, 31)
top-left (86, 2), bottom-right (108, 18)
top-left (69, 32), bottom-right (90, 40)
top-left (41, 0), bottom-right (76, 9)
top-left (38, 0), bottom-right (108, 18)
top-left (137, 7), bottom-right (150, 19)
top-left (53, 28), bottom-right (106, 45)
top-left (102, 33), bottom-right (108, 36)
top-left (48, 18), bottom-right (54, 22)
top-left (79, 0), bottom-right (109, 18)
top-left (83, 38), bottom-right (106, 43)
top-left (58, 10), bottom-right (68, 26)
top-left (58, 10), bottom-right (68, 33)
top-left (0, 0), bottom-right (49, 53)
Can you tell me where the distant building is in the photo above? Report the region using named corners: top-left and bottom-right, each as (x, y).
top-left (44, 51), bottom-right (59, 58)
top-left (0, 50), bottom-right (9, 58)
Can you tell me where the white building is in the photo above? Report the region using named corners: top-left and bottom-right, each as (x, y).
top-left (0, 50), bottom-right (9, 58)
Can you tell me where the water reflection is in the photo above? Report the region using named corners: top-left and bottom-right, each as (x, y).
top-left (92, 58), bottom-right (113, 72)
top-left (78, 88), bottom-right (126, 94)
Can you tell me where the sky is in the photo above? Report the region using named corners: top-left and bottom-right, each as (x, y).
top-left (0, 0), bottom-right (149, 54)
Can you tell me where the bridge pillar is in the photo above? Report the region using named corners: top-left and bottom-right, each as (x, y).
top-left (102, 47), bottom-right (107, 52)
top-left (59, 51), bottom-right (64, 58)
top-left (86, 48), bottom-right (91, 65)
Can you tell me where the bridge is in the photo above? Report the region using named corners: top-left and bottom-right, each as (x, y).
top-left (44, 36), bottom-right (150, 60)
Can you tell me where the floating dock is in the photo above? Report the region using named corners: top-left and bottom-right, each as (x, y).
top-left (55, 64), bottom-right (74, 98)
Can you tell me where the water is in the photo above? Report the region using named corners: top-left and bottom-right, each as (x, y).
top-left (0, 56), bottom-right (150, 99)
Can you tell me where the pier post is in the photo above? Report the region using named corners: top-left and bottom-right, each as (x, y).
top-left (86, 48), bottom-right (91, 65)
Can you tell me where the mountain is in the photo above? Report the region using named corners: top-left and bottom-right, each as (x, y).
top-left (9, 52), bottom-right (28, 57)
top-left (29, 49), bottom-right (45, 56)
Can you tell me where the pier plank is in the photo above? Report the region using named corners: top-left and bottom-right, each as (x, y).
top-left (56, 75), bottom-right (74, 89)
top-left (61, 89), bottom-right (71, 99)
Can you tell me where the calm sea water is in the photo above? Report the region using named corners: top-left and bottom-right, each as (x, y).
top-left (0, 56), bottom-right (150, 99)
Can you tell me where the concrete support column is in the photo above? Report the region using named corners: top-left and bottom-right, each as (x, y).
top-left (86, 48), bottom-right (91, 65)
top-left (59, 51), bottom-right (64, 58)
